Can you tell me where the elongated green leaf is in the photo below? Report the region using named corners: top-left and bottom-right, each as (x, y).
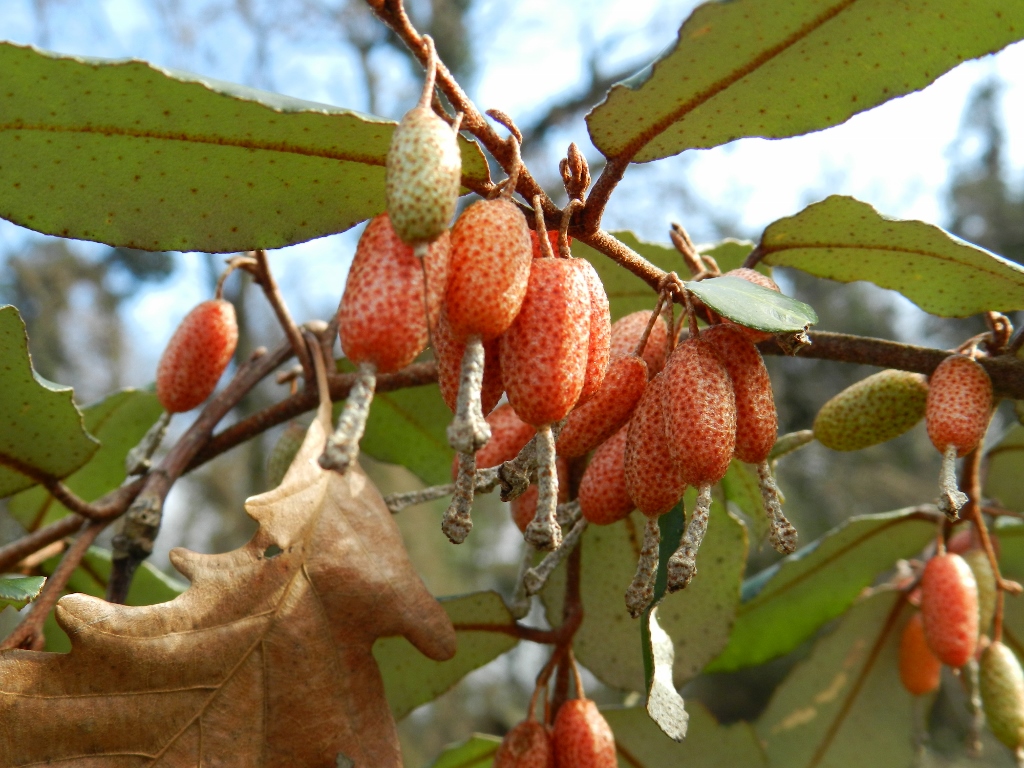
top-left (545, 504), bottom-right (746, 693)
top-left (41, 545), bottom-right (187, 653)
top-left (757, 591), bottom-right (913, 768)
top-left (604, 703), bottom-right (766, 767)
top-left (685, 276), bottom-right (818, 333)
top-left (707, 508), bottom-right (935, 673)
top-left (986, 425), bottom-right (1024, 513)
top-left (573, 232), bottom-right (683, 322)
top-left (0, 42), bottom-right (489, 252)
top-left (0, 306), bottom-right (98, 498)
top-left (427, 736), bottom-right (499, 768)
top-left (8, 389), bottom-right (163, 531)
top-left (587, 0), bottom-right (1024, 162)
top-left (0, 576), bottom-right (46, 610)
top-left (375, 591), bottom-right (518, 720)
top-left (700, 240), bottom-right (757, 275)
top-left (761, 196), bottom-right (1024, 317)
top-left (641, 608), bottom-right (688, 741)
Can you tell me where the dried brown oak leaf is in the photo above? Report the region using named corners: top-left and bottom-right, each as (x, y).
top-left (0, 390), bottom-right (457, 767)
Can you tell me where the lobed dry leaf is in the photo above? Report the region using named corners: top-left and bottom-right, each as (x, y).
top-left (0, 394), bottom-right (457, 767)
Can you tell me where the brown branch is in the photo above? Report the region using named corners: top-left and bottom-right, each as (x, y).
top-left (1, 519), bottom-right (108, 650)
top-left (0, 515), bottom-right (82, 574)
top-left (453, 622), bottom-right (556, 645)
top-left (251, 249), bottom-right (313, 385)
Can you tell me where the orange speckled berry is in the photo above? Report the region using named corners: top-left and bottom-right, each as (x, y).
top-left (624, 371), bottom-right (686, 517)
top-left (495, 720), bottom-right (553, 768)
top-left (500, 258), bottom-right (591, 428)
top-left (661, 336), bottom-right (736, 488)
top-left (552, 700), bottom-right (617, 768)
top-left (921, 553), bottom-right (979, 668)
top-left (511, 456), bottom-right (570, 533)
top-left (579, 426), bottom-right (634, 525)
top-left (445, 198), bottom-right (532, 341)
top-left (451, 404), bottom-right (535, 481)
top-left (609, 310), bottom-right (670, 378)
top-left (156, 298), bottom-right (238, 413)
top-left (576, 259), bottom-right (611, 404)
top-left (338, 214), bottom-right (449, 374)
top-left (557, 355), bottom-right (648, 458)
top-left (434, 306), bottom-right (503, 416)
top-left (899, 612), bottom-right (941, 696)
top-left (926, 355), bottom-right (993, 457)
top-left (530, 230), bottom-right (567, 258)
top-left (702, 324), bottom-right (776, 465)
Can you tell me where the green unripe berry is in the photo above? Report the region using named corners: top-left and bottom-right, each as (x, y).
top-left (981, 641), bottom-right (1024, 752)
top-left (962, 548), bottom-right (997, 636)
top-left (813, 369), bottom-right (928, 452)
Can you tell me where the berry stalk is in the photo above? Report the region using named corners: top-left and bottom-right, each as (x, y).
top-left (667, 483), bottom-right (712, 592)
top-left (625, 516), bottom-right (661, 618)
top-left (446, 335), bottom-right (492, 454)
top-left (319, 361), bottom-right (377, 474)
top-left (524, 425), bottom-right (563, 551)
top-left (442, 451), bottom-right (476, 544)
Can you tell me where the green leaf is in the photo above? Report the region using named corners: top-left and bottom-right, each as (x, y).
top-left (684, 276), bottom-right (818, 333)
top-left (707, 508), bottom-right (936, 673)
top-left (545, 503), bottom-right (746, 693)
top-left (586, 0), bottom-right (1024, 162)
top-left (603, 702), bottom-right (766, 767)
top-left (986, 425), bottom-right (1024, 513)
top-left (41, 545), bottom-right (187, 653)
top-left (756, 591), bottom-right (914, 768)
top-left (0, 42), bottom-right (489, 252)
top-left (426, 735), bottom-right (499, 768)
top-left (8, 389), bottom-right (163, 530)
top-left (572, 232), bottom-right (684, 322)
top-left (0, 576), bottom-right (46, 610)
top-left (699, 240), bottom-right (757, 275)
top-left (641, 608), bottom-right (688, 741)
top-left (375, 591), bottom-right (519, 720)
top-left (760, 196), bottom-right (1024, 318)
top-left (0, 306), bottom-right (98, 498)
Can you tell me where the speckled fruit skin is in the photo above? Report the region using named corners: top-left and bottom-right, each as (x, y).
top-left (899, 612), bottom-right (941, 696)
top-left (981, 641), bottom-right (1024, 752)
top-left (338, 214), bottom-right (449, 374)
top-left (576, 259), bottom-right (611, 403)
top-left (702, 324), bottom-right (776, 464)
top-left (552, 700), bottom-right (617, 768)
top-left (434, 306), bottom-right (503, 415)
top-left (156, 298), bottom-right (238, 413)
top-left (494, 720), bottom-right (553, 768)
top-left (661, 336), bottom-right (737, 488)
top-left (717, 268), bottom-right (780, 343)
top-left (926, 355), bottom-right (993, 457)
top-left (500, 258), bottom-right (591, 427)
top-left (451, 404), bottom-right (535, 481)
top-left (530, 230), bottom-right (564, 258)
top-left (511, 457), bottom-right (570, 533)
top-left (579, 426), bottom-right (634, 525)
top-left (813, 369), bottom-right (929, 452)
top-left (920, 553), bottom-right (979, 668)
top-left (557, 355), bottom-right (648, 458)
top-left (609, 310), bottom-right (669, 378)
top-left (962, 548), bottom-right (997, 635)
top-left (385, 107), bottom-right (461, 246)
top-left (446, 198), bottom-right (532, 341)
top-left (625, 372), bottom-right (686, 517)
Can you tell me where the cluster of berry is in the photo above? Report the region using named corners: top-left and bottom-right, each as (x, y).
top-left (496, 688), bottom-right (616, 767)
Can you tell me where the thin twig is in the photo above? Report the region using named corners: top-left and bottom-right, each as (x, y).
top-left (251, 249), bottom-right (313, 385)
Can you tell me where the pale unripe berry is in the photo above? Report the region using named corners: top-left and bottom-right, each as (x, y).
top-left (662, 336), bottom-right (737, 487)
top-left (702, 324), bottom-right (776, 464)
top-left (386, 106), bottom-right (461, 246)
top-left (579, 426), bottom-right (634, 525)
top-left (552, 699), bottom-right (617, 768)
top-left (920, 553), bottom-right (979, 667)
top-left (577, 259), bottom-right (611, 403)
top-left (501, 258), bottom-right (591, 428)
top-left (962, 548), bottom-right (997, 635)
top-left (557, 355), bottom-right (648, 458)
top-left (156, 298), bottom-right (238, 413)
top-left (981, 641), bottom-right (1024, 752)
top-left (338, 214), bottom-right (449, 374)
top-left (511, 457), bottom-right (570, 533)
top-left (609, 310), bottom-right (669, 378)
top-left (624, 372), bottom-right (686, 517)
top-left (266, 421), bottom-right (307, 489)
top-left (899, 612), bottom-right (941, 696)
top-left (445, 199), bottom-right (532, 341)
top-left (926, 355), bottom-right (993, 457)
top-left (434, 306), bottom-right (503, 416)
top-left (451, 404), bottom-right (534, 481)
top-left (813, 369), bottom-right (929, 452)
top-left (495, 720), bottom-right (554, 768)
